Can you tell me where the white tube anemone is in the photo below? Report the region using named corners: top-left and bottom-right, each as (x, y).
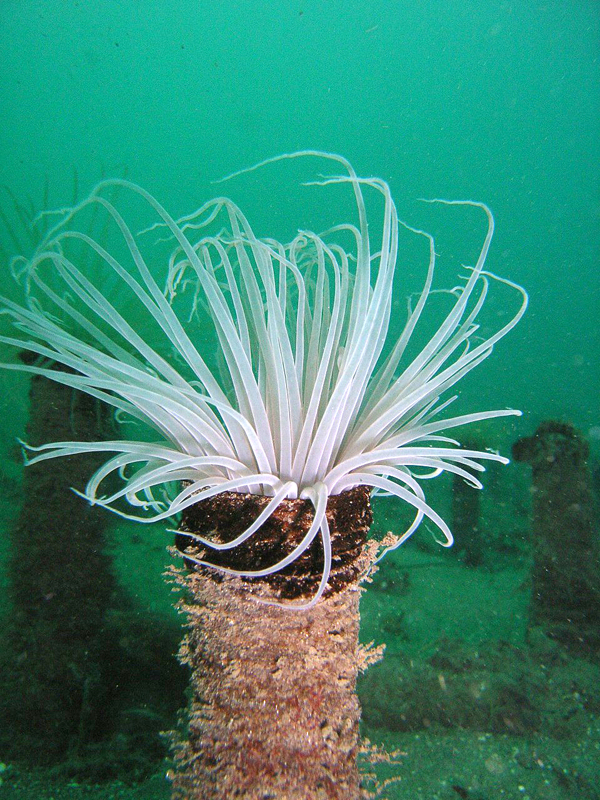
top-left (0, 151), bottom-right (527, 607)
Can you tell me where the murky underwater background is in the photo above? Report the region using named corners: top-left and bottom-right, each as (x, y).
top-left (0, 1), bottom-right (598, 798)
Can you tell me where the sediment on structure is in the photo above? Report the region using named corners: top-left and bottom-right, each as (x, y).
top-left (513, 421), bottom-right (600, 655)
top-left (0, 366), bottom-right (117, 762)
top-left (170, 486), bottom-right (373, 800)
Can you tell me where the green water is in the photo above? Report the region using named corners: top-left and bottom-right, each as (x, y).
top-left (1, 0), bottom-right (598, 440)
top-left (0, 1), bottom-right (598, 798)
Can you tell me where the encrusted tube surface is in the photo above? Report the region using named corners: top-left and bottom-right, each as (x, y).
top-left (170, 486), bottom-right (372, 799)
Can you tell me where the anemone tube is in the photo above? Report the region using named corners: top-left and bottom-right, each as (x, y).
top-left (0, 152), bottom-right (527, 798)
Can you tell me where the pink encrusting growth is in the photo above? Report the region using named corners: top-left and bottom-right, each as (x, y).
top-left (0, 151), bottom-right (527, 608)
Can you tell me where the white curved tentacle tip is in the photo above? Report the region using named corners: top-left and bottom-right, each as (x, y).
top-left (436, 530), bottom-right (454, 548)
top-left (71, 487), bottom-right (94, 504)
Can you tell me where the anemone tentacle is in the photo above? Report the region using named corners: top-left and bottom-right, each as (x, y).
top-left (0, 151), bottom-right (527, 607)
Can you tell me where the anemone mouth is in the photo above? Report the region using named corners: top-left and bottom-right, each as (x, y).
top-left (0, 151), bottom-right (527, 607)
